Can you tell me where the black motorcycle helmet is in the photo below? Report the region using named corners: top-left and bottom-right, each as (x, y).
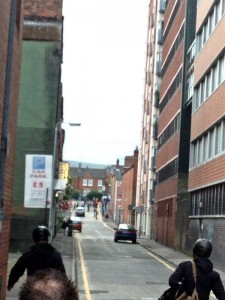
top-left (193, 238), bottom-right (212, 258)
top-left (32, 226), bottom-right (50, 243)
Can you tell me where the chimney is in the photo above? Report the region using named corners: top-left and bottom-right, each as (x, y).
top-left (116, 159), bottom-right (119, 168)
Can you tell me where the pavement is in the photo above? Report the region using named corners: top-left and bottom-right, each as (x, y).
top-left (6, 218), bottom-right (225, 299)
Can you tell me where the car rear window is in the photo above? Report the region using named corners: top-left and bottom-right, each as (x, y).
top-left (118, 224), bottom-right (135, 230)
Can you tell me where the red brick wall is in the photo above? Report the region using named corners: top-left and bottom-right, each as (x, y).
top-left (160, 46), bottom-right (183, 96)
top-left (24, 0), bottom-right (62, 19)
top-left (156, 134), bottom-right (179, 169)
top-left (158, 90), bottom-right (181, 133)
top-left (189, 155), bottom-right (225, 191)
top-left (0, 1), bottom-right (24, 298)
top-left (122, 168), bottom-right (134, 224)
top-left (154, 197), bottom-right (176, 247)
top-left (163, 0), bottom-right (176, 29)
top-left (155, 177), bottom-right (178, 200)
top-left (162, 1), bottom-right (185, 62)
top-left (73, 175), bottom-right (105, 195)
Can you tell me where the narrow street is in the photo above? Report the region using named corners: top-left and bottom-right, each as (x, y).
top-left (75, 208), bottom-right (175, 300)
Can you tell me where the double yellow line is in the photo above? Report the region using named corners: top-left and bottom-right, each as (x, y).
top-left (77, 234), bottom-right (92, 300)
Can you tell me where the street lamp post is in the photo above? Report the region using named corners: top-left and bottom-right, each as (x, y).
top-left (48, 121), bottom-right (81, 241)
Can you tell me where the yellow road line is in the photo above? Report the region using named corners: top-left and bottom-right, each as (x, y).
top-left (97, 205), bottom-right (103, 222)
top-left (147, 252), bottom-right (175, 271)
top-left (77, 235), bottom-right (92, 300)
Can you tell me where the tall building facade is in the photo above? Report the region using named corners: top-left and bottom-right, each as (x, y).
top-left (188, 0), bottom-right (225, 268)
top-left (136, 0), bottom-right (162, 238)
top-left (154, 0), bottom-right (196, 249)
top-left (10, 0), bottom-right (63, 250)
top-left (137, 0), bottom-right (197, 249)
top-left (0, 1), bottom-right (24, 297)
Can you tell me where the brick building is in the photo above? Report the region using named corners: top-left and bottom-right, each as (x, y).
top-left (10, 0), bottom-right (63, 250)
top-left (154, 0), bottom-right (196, 249)
top-left (121, 148), bottom-right (139, 225)
top-left (188, 0), bottom-right (225, 269)
top-left (110, 164), bottom-right (124, 224)
top-left (70, 165), bottom-right (107, 199)
top-left (136, 0), bottom-right (161, 238)
top-left (0, 1), bottom-right (24, 297)
top-left (137, 0), bottom-right (196, 249)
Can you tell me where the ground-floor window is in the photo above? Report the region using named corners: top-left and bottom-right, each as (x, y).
top-left (190, 182), bottom-right (225, 216)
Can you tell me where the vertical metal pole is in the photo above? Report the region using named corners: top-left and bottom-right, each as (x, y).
top-left (49, 122), bottom-right (60, 241)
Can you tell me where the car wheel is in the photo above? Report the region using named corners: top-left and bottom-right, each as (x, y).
top-left (114, 238), bottom-right (118, 242)
top-left (132, 239), bottom-right (136, 244)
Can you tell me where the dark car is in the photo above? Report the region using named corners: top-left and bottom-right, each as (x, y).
top-left (114, 223), bottom-right (137, 244)
top-left (68, 217), bottom-right (83, 236)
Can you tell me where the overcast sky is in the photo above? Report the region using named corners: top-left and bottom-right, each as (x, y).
top-left (62, 0), bottom-right (149, 165)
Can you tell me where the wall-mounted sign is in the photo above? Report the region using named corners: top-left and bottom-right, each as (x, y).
top-left (24, 155), bottom-right (52, 208)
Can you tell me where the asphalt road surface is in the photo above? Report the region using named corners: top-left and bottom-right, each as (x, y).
top-left (74, 209), bottom-right (174, 300)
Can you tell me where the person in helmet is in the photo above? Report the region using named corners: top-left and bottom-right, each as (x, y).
top-left (7, 226), bottom-right (65, 291)
top-left (168, 238), bottom-right (225, 300)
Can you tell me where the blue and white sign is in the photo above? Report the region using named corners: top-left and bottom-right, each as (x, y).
top-left (24, 155), bottom-right (53, 208)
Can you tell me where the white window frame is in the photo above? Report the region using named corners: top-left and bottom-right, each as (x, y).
top-left (88, 179), bottom-right (93, 186)
top-left (83, 179), bottom-right (87, 186)
top-left (221, 55), bottom-right (225, 82)
top-left (98, 180), bottom-right (102, 187)
top-left (222, 0), bottom-right (225, 14)
top-left (222, 120), bottom-right (225, 151)
top-left (204, 133), bottom-right (209, 161)
top-left (214, 63), bottom-right (219, 91)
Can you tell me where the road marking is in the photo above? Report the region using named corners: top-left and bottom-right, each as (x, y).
top-left (103, 222), bottom-right (114, 230)
top-left (77, 235), bottom-right (92, 300)
top-left (147, 252), bottom-right (175, 271)
top-left (97, 206), bottom-right (103, 222)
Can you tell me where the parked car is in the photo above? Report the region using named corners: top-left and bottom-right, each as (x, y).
top-left (114, 223), bottom-right (137, 244)
top-left (68, 216), bottom-right (83, 235)
top-left (76, 206), bottom-right (85, 217)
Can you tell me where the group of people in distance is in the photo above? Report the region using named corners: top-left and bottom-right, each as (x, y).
top-left (7, 223), bottom-right (225, 300)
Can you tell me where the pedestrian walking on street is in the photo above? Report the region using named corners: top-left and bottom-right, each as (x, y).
top-left (105, 213), bottom-right (109, 222)
top-left (7, 226), bottom-right (65, 291)
top-left (18, 268), bottom-right (78, 300)
top-left (168, 238), bottom-right (225, 300)
top-left (94, 208), bottom-right (98, 219)
top-left (62, 217), bottom-right (68, 235)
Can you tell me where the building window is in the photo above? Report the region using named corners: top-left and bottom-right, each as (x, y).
top-left (88, 179), bottom-right (93, 186)
top-left (160, 68), bottom-right (182, 112)
top-left (98, 180), bottom-right (102, 187)
top-left (83, 179), bottom-right (87, 186)
top-left (193, 51), bottom-right (225, 112)
top-left (196, 0), bottom-right (225, 55)
top-left (190, 119), bottom-right (225, 169)
top-left (190, 183), bottom-right (225, 216)
top-left (158, 113), bottom-right (180, 149)
top-left (156, 158), bottom-right (178, 184)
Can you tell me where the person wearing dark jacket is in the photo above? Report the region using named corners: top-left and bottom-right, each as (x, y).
top-left (169, 238), bottom-right (225, 300)
top-left (7, 225), bottom-right (65, 291)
